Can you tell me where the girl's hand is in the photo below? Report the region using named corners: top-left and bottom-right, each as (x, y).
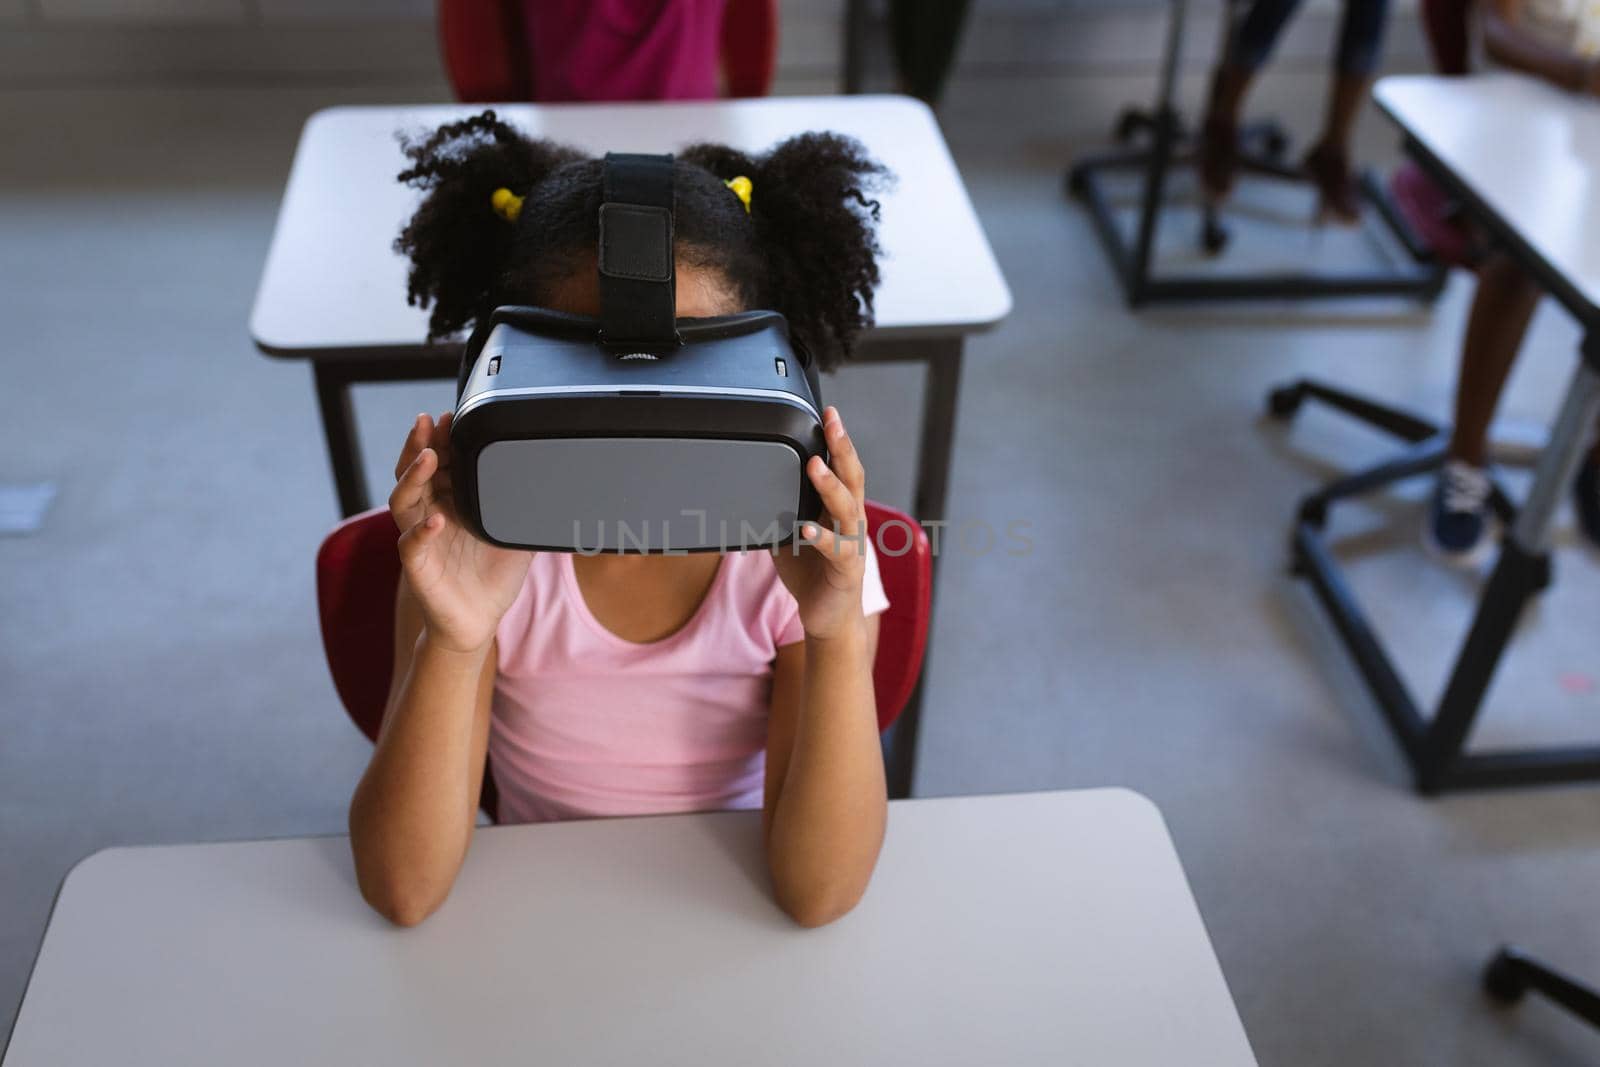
top-left (773, 407), bottom-right (870, 642)
top-left (389, 412), bottom-right (532, 654)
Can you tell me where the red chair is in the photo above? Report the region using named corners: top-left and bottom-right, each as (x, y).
top-left (436, 0), bottom-right (778, 103)
top-left (317, 501), bottom-right (933, 820)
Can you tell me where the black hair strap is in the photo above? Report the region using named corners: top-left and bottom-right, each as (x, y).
top-left (598, 152), bottom-right (679, 347)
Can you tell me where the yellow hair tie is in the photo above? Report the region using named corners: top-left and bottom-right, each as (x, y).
top-left (724, 175), bottom-right (753, 214)
top-left (490, 187), bottom-right (524, 224)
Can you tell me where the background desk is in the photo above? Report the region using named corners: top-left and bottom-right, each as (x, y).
top-left (250, 95), bottom-right (1011, 522)
top-left (4, 790), bottom-right (1256, 1066)
top-left (1278, 73), bottom-right (1600, 791)
top-left (1377, 75), bottom-right (1600, 320)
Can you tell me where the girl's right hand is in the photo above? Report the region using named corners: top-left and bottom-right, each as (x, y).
top-left (389, 412), bottom-right (532, 654)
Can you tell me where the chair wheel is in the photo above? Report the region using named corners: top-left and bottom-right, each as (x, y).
top-left (1483, 949), bottom-right (1528, 1005)
top-left (1201, 218), bottom-right (1229, 256)
top-left (1267, 386), bottom-right (1304, 420)
top-left (1114, 108), bottom-right (1150, 143)
top-left (1066, 165), bottom-right (1088, 198)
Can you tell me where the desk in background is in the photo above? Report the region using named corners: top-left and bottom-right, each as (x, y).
top-left (3, 790), bottom-right (1257, 1066)
top-left (1273, 72), bottom-right (1600, 792)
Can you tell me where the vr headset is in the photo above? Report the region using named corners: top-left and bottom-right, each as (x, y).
top-left (451, 152), bottom-right (827, 554)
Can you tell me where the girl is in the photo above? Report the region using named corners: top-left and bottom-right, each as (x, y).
top-left (348, 112), bottom-right (894, 929)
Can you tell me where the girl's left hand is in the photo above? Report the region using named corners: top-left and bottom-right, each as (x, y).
top-left (773, 406), bottom-right (869, 642)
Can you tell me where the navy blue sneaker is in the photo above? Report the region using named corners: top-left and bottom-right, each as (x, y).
top-left (1575, 457), bottom-right (1600, 549)
top-left (1424, 459), bottom-right (1495, 567)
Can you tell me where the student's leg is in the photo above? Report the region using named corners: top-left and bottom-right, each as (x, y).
top-left (1201, 0), bottom-right (1304, 199)
top-left (1576, 415), bottom-right (1600, 548)
top-left (1304, 0), bottom-right (1392, 222)
top-left (1449, 253), bottom-right (1544, 467)
top-left (1427, 252), bottom-right (1544, 562)
top-left (1441, 260), bottom-right (1600, 552)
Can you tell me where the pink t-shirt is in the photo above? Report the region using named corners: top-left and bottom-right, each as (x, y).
top-left (490, 545), bottom-right (890, 824)
top-left (522, 0), bottom-right (727, 103)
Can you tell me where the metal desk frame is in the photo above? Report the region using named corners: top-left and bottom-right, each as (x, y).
top-left (1269, 125), bottom-right (1600, 794)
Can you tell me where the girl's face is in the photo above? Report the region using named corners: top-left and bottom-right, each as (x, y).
top-left (540, 257), bottom-right (740, 320)
top-left (540, 259), bottom-right (744, 573)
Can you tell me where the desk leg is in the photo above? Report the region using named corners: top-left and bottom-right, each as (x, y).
top-left (884, 338), bottom-right (965, 800)
top-left (313, 363), bottom-right (371, 518)
top-left (1418, 354), bottom-right (1600, 788)
top-left (1285, 338), bottom-right (1600, 792)
top-left (911, 339), bottom-right (964, 531)
top-left (1125, 0), bottom-right (1188, 299)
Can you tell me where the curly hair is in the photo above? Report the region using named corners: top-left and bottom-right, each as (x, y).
top-left (394, 109), bottom-right (889, 372)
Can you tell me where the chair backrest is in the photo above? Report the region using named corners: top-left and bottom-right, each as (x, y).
top-left (315, 500), bottom-right (933, 778)
top-left (862, 500), bottom-right (932, 731)
top-left (435, 0), bottom-right (777, 103)
top-left (718, 0), bottom-right (779, 99)
top-left (437, 0), bottom-right (529, 103)
top-left (316, 508), bottom-right (404, 747)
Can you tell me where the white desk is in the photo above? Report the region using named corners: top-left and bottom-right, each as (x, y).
top-left (3, 790), bottom-right (1257, 1066)
top-left (252, 96), bottom-right (1009, 354)
top-left (1376, 74), bottom-right (1600, 322)
top-left (1282, 74), bottom-right (1600, 791)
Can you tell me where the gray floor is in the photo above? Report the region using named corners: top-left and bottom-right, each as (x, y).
top-left (4, 63), bottom-right (1600, 1065)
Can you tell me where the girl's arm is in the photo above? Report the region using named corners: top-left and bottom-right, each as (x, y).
top-left (348, 412), bottom-right (532, 926)
top-left (348, 584), bottom-right (495, 927)
top-left (766, 407), bottom-right (889, 927)
top-left (763, 618), bottom-right (885, 928)
top-left (1484, 0), bottom-right (1600, 93)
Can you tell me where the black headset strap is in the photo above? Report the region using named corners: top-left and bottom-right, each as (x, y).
top-left (598, 152), bottom-right (679, 347)
top-left (456, 153), bottom-right (678, 399)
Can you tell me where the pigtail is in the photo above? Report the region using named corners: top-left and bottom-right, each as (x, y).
top-left (687, 133), bottom-right (889, 371)
top-left (679, 142), bottom-right (762, 186)
top-left (395, 110), bottom-right (585, 340)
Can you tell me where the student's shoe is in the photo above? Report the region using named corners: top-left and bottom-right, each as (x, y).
top-left (1424, 459), bottom-right (1495, 567)
top-left (1574, 456), bottom-right (1600, 549)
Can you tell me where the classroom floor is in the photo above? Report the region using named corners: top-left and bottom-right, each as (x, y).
top-left (4, 61), bottom-right (1600, 1066)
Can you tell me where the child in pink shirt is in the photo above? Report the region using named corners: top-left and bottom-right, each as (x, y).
top-left (491, 543), bottom-right (888, 825)
top-left (349, 111), bottom-right (893, 930)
